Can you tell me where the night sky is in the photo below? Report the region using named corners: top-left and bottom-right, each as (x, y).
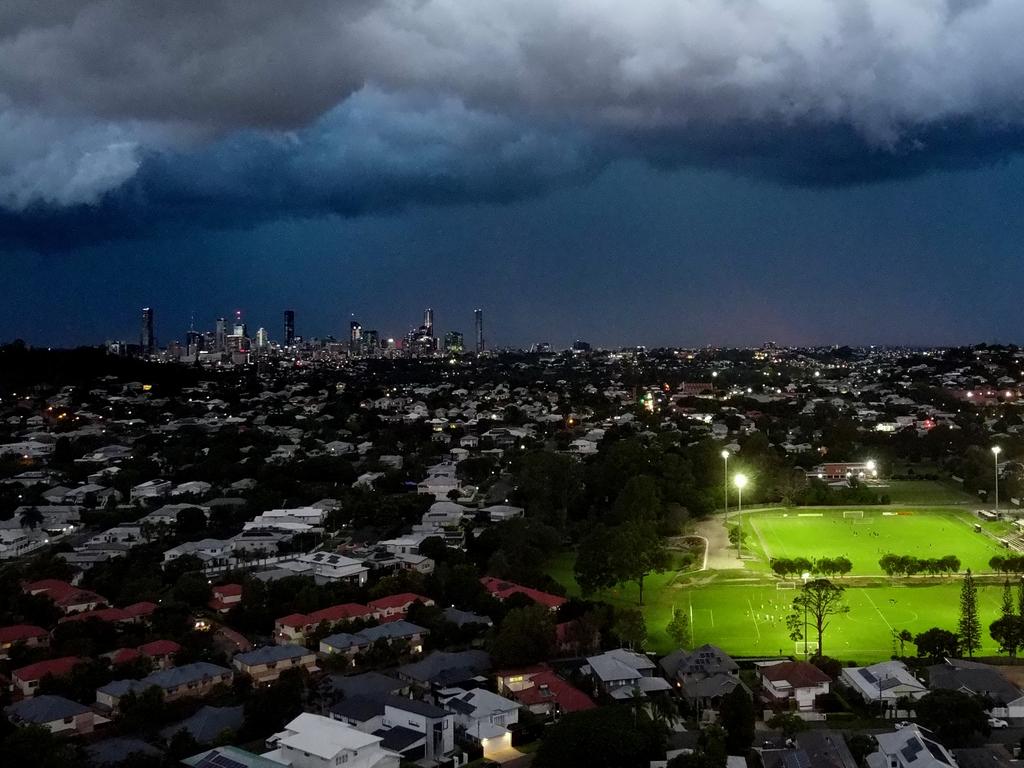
top-left (2, 1), bottom-right (1024, 348)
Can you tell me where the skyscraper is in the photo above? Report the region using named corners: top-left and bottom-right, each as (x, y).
top-left (474, 308), bottom-right (484, 353)
top-left (349, 320), bottom-right (362, 355)
top-left (423, 308), bottom-right (434, 338)
top-left (283, 310), bottom-right (295, 345)
top-left (215, 317), bottom-right (226, 352)
top-left (140, 307), bottom-right (154, 353)
top-left (444, 331), bottom-right (464, 354)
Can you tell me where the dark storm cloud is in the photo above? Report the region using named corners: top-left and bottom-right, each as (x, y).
top-left (4, 0), bottom-right (1024, 245)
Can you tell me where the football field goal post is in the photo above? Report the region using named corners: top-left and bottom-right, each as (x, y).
top-left (843, 510), bottom-right (865, 519)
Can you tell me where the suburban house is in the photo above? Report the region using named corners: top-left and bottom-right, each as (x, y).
top-left (757, 660), bottom-right (832, 711)
top-left (12, 656), bottom-right (82, 697)
top-left (0, 623), bottom-right (49, 659)
top-left (57, 601), bottom-right (157, 626)
top-left (97, 662), bottom-right (234, 710)
top-left (330, 695), bottom-right (455, 764)
top-left (584, 648), bottom-right (673, 700)
top-left (320, 621), bottom-right (429, 661)
top-left (275, 602), bottom-right (378, 644)
top-left (22, 579), bottom-right (106, 614)
top-left (495, 664), bottom-right (596, 716)
top-left (5, 694), bottom-right (98, 736)
top-left (397, 650), bottom-right (491, 689)
top-left (367, 593), bottom-right (434, 620)
top-left (866, 725), bottom-right (956, 768)
top-left (438, 687), bottom-right (520, 759)
top-left (208, 583), bottom-right (243, 613)
top-left (264, 712), bottom-right (401, 768)
top-left (233, 644), bottom-right (318, 684)
top-left (926, 658), bottom-right (1024, 718)
top-left (841, 660), bottom-right (928, 705)
top-left (479, 576), bottom-right (567, 610)
top-left (660, 644), bottom-right (743, 712)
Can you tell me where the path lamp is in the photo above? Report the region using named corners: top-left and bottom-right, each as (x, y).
top-left (993, 446), bottom-right (1002, 513)
top-left (735, 473), bottom-right (748, 557)
top-left (721, 450), bottom-right (730, 523)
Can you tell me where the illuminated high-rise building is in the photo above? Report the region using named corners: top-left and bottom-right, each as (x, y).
top-left (444, 331), bottom-right (464, 354)
top-left (283, 310), bottom-right (295, 345)
top-left (140, 307), bottom-right (155, 353)
top-left (215, 317), bottom-right (226, 351)
top-left (423, 308), bottom-right (434, 338)
top-left (349, 320), bottom-right (362, 355)
top-left (255, 327), bottom-right (269, 349)
top-left (474, 308), bottom-right (484, 353)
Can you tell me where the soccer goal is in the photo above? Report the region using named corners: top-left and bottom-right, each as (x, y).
top-left (843, 510), bottom-right (865, 519)
top-left (777, 581), bottom-right (797, 590)
top-left (795, 640), bottom-right (819, 656)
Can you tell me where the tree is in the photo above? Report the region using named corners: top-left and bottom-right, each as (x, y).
top-left (666, 607), bottom-right (690, 648)
top-left (915, 689), bottom-right (990, 747)
top-left (614, 607), bottom-right (648, 650)
top-left (894, 629), bottom-right (913, 657)
top-left (533, 706), bottom-right (665, 768)
top-left (489, 605), bottom-right (556, 667)
top-left (990, 615), bottom-right (1024, 658)
top-left (790, 579), bottom-right (848, 656)
top-left (718, 686), bottom-right (755, 755)
top-left (1002, 579), bottom-right (1015, 617)
top-left (766, 712), bottom-right (808, 739)
top-left (173, 572), bottom-right (213, 607)
top-left (618, 521), bottom-right (670, 606)
top-left (174, 506), bottom-right (207, 539)
top-left (914, 628), bottom-right (960, 661)
top-left (19, 505), bottom-right (43, 530)
top-left (959, 569), bottom-right (982, 658)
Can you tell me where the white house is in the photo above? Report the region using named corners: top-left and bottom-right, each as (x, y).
top-left (265, 713), bottom-right (400, 768)
top-left (438, 687), bottom-right (519, 759)
top-left (866, 725), bottom-right (956, 768)
top-left (756, 660), bottom-right (831, 711)
top-left (841, 660), bottom-right (928, 705)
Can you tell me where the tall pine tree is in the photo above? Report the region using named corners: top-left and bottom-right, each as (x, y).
top-left (1002, 579), bottom-right (1014, 617)
top-left (959, 569), bottom-right (981, 658)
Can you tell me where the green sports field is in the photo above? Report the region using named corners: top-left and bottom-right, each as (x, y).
top-left (745, 507), bottom-right (1006, 575)
top-left (546, 503), bottom-right (1017, 661)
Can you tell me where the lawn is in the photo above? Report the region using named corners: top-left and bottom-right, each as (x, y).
top-left (745, 507), bottom-right (1004, 575)
top-left (875, 479), bottom-right (978, 505)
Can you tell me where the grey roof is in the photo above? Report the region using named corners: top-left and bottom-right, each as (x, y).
top-left (443, 607), bottom-right (493, 627)
top-left (321, 631), bottom-right (362, 651)
top-left (952, 746), bottom-right (1016, 768)
top-left (234, 644), bottom-right (310, 666)
top-left (357, 620), bottom-right (426, 643)
top-left (86, 737), bottom-right (162, 765)
top-left (326, 672), bottom-right (406, 700)
top-left (927, 662), bottom-right (1021, 703)
top-left (102, 661), bottom-right (232, 697)
top-left (398, 650), bottom-right (490, 684)
top-left (374, 725), bottom-right (424, 752)
top-left (661, 644), bottom-right (738, 678)
top-left (385, 694), bottom-right (448, 718)
top-left (6, 694), bottom-right (90, 724)
top-left (795, 730), bottom-right (859, 768)
top-left (332, 696), bottom-right (385, 723)
top-left (159, 705), bottom-right (244, 743)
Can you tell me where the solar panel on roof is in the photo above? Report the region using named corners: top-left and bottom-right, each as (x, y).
top-left (858, 668), bottom-right (877, 684)
top-left (196, 751), bottom-right (248, 768)
top-left (900, 738), bottom-right (924, 763)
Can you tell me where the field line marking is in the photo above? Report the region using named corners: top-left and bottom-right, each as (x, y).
top-left (746, 598), bottom-right (761, 642)
top-left (708, 608), bottom-right (714, 628)
top-left (689, 594), bottom-right (694, 646)
top-left (860, 589), bottom-right (894, 632)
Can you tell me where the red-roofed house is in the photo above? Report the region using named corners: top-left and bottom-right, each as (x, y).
top-left (757, 661), bottom-right (832, 711)
top-left (208, 584), bottom-right (243, 613)
top-left (13, 656), bottom-right (81, 697)
top-left (0, 624), bottom-right (49, 659)
top-left (496, 665), bottom-right (595, 716)
top-left (23, 580), bottom-right (105, 614)
top-left (138, 639), bottom-right (182, 669)
top-left (58, 601), bottom-right (156, 626)
top-left (106, 647), bottom-right (143, 666)
top-left (274, 603), bottom-right (376, 644)
top-left (480, 577), bottom-right (567, 610)
top-left (123, 602), bottom-right (157, 619)
top-left (367, 593), bottom-right (434, 619)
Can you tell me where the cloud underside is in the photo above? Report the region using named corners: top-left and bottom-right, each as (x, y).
top-left (3, 0), bottom-right (1024, 248)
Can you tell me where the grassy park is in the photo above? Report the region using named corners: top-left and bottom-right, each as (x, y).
top-left (546, 496), bottom-right (1016, 661)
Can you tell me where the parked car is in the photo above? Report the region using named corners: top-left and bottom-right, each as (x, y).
top-left (988, 717), bottom-right (1009, 729)
top-left (894, 721), bottom-right (913, 729)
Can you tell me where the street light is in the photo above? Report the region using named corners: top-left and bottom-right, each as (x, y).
top-left (721, 450), bottom-right (730, 523)
top-left (735, 473), bottom-right (748, 557)
top-left (993, 446), bottom-right (1002, 513)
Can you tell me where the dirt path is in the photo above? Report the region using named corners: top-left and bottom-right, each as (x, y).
top-left (693, 514), bottom-right (745, 571)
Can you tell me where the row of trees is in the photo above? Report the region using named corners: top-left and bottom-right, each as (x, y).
top-left (879, 553), bottom-right (961, 577)
top-left (989, 555), bottom-right (1024, 574)
top-left (771, 556), bottom-right (852, 579)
